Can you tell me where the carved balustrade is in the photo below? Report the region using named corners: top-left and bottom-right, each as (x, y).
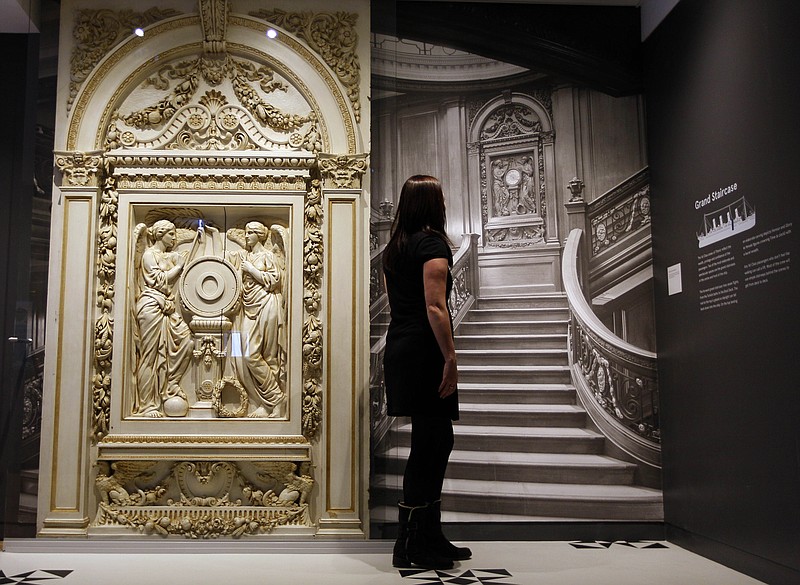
top-left (562, 229), bottom-right (660, 465)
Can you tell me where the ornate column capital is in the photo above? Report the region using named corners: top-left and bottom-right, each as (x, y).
top-left (54, 150), bottom-right (105, 187)
top-left (316, 153), bottom-right (368, 189)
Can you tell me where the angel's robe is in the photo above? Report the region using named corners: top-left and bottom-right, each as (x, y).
top-left (132, 247), bottom-right (192, 415)
top-left (228, 246), bottom-right (286, 414)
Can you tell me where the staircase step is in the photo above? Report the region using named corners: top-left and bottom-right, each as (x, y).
top-left (390, 423), bottom-right (604, 454)
top-left (457, 348), bottom-right (568, 367)
top-left (375, 447), bottom-right (636, 485)
top-left (457, 383), bottom-right (576, 405)
top-left (459, 365), bottom-right (571, 384)
top-left (464, 307), bottom-right (569, 322)
top-left (477, 294), bottom-right (568, 310)
top-left (457, 320), bottom-right (568, 335)
top-left (458, 403), bottom-right (585, 427)
top-left (371, 476), bottom-right (663, 521)
top-left (455, 333), bottom-right (567, 350)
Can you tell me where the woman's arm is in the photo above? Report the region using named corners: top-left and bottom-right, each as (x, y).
top-left (423, 257), bottom-right (457, 398)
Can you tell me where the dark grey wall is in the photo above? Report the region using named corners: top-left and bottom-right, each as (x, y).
top-left (0, 33), bottom-right (38, 538)
top-left (645, 1), bottom-right (800, 583)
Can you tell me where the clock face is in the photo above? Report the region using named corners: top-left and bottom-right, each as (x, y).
top-left (505, 169), bottom-right (522, 187)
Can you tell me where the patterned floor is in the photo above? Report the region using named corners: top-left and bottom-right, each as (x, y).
top-left (0, 541), bottom-right (766, 584)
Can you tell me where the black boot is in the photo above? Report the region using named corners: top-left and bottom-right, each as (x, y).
top-left (427, 500), bottom-right (472, 561)
top-left (393, 503), bottom-right (454, 569)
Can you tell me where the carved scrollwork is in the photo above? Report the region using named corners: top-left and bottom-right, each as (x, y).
top-left (302, 177), bottom-right (324, 439)
top-left (480, 104), bottom-right (542, 142)
top-left (449, 261), bottom-right (470, 316)
top-left (591, 185), bottom-right (651, 256)
top-left (106, 54), bottom-right (318, 152)
top-left (317, 153), bottom-right (368, 189)
top-left (572, 319), bottom-right (660, 442)
top-left (69, 7), bottom-right (182, 112)
top-left (93, 459), bottom-right (314, 537)
top-left (252, 9), bottom-right (362, 122)
top-left (485, 224), bottom-right (545, 247)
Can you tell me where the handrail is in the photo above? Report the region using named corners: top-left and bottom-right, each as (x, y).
top-left (563, 228), bottom-right (660, 466)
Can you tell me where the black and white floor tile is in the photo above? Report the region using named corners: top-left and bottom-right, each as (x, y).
top-left (0, 541), bottom-right (766, 584)
top-left (0, 570), bottom-right (72, 585)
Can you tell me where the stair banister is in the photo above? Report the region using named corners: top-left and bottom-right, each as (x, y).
top-left (449, 233), bottom-right (480, 329)
top-left (562, 228), bottom-right (661, 467)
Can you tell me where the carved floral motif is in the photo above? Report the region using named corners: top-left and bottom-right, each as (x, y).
top-left (91, 162), bottom-right (118, 440)
top-left (106, 56), bottom-right (320, 153)
top-left (69, 7), bottom-right (182, 111)
top-left (252, 9), bottom-right (362, 122)
top-left (302, 178), bottom-right (324, 439)
top-left (93, 459), bottom-right (314, 537)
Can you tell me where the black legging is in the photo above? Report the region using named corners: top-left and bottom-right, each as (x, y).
top-left (403, 415), bottom-right (454, 505)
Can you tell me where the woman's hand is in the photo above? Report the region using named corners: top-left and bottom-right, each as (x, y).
top-left (439, 357), bottom-right (458, 398)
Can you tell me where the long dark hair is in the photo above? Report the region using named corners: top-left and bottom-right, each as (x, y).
top-left (384, 175), bottom-right (451, 272)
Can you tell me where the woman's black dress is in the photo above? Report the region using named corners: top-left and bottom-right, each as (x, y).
top-left (383, 231), bottom-right (459, 420)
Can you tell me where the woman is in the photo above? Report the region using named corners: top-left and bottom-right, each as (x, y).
top-left (132, 220), bottom-right (193, 417)
top-left (227, 221), bottom-right (286, 418)
top-left (383, 175), bottom-right (472, 569)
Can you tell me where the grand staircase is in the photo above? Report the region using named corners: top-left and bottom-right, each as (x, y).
top-left (371, 294), bottom-right (663, 522)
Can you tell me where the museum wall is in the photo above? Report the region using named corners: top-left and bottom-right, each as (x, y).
top-left (645, 1), bottom-right (800, 583)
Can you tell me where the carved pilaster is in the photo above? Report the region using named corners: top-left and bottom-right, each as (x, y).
top-left (317, 153), bottom-right (368, 189)
top-left (54, 150), bottom-right (105, 187)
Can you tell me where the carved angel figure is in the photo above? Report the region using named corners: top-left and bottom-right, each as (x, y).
top-left (131, 220), bottom-right (196, 417)
top-left (227, 222), bottom-right (288, 417)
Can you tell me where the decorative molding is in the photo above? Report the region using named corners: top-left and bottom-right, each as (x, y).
top-left (317, 153), bottom-right (368, 189)
top-left (68, 7), bottom-right (182, 112)
top-left (110, 173), bottom-right (308, 191)
top-left (252, 9), bottom-right (362, 123)
top-left (104, 153), bottom-right (316, 170)
top-left (53, 150), bottom-right (105, 187)
top-left (301, 176), bottom-right (324, 439)
top-left (98, 435), bottom-right (310, 446)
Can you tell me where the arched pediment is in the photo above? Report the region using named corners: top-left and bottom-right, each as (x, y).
top-left (66, 10), bottom-right (360, 155)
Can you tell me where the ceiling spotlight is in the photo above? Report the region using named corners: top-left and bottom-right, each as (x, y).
top-left (134, 28), bottom-right (145, 37)
top-left (266, 28), bottom-right (278, 39)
